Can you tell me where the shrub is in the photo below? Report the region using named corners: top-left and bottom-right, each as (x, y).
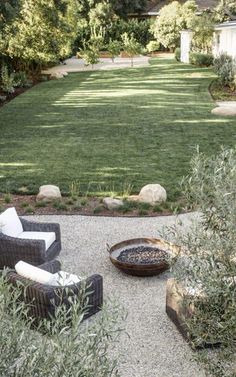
top-left (106, 19), bottom-right (152, 48)
top-left (170, 147), bottom-right (236, 376)
top-left (0, 95), bottom-right (7, 102)
top-left (0, 271), bottom-right (125, 377)
top-left (13, 71), bottom-right (31, 88)
top-left (1, 65), bottom-right (15, 94)
top-left (189, 52), bottom-right (213, 66)
top-left (213, 53), bottom-right (236, 87)
top-left (175, 47), bottom-right (181, 62)
top-left (146, 40), bottom-right (160, 54)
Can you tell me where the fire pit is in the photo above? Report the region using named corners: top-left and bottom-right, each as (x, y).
top-left (107, 238), bottom-right (178, 277)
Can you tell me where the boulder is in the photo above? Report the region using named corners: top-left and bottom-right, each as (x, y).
top-left (211, 106), bottom-right (236, 116)
top-left (212, 101), bottom-right (236, 116)
top-left (103, 197), bottom-right (123, 210)
top-left (36, 185), bottom-right (61, 202)
top-left (139, 184), bottom-right (167, 204)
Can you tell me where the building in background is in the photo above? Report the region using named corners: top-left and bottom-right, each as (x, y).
top-left (129, 0), bottom-right (219, 20)
top-left (213, 21), bottom-right (236, 59)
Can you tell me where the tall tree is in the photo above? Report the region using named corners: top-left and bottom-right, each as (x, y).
top-left (153, 0), bottom-right (197, 50)
top-left (190, 11), bottom-right (215, 53)
top-left (215, 0), bottom-right (236, 22)
top-left (4, 0), bottom-right (81, 70)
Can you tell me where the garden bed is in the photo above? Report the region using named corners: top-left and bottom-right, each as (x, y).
top-left (209, 79), bottom-right (236, 101)
top-left (0, 193), bottom-right (186, 217)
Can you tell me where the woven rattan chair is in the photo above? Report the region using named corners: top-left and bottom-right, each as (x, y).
top-left (6, 260), bottom-right (103, 322)
top-left (0, 218), bottom-right (61, 269)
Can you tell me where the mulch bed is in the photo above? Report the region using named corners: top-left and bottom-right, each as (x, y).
top-left (0, 193), bottom-right (185, 217)
top-left (209, 80), bottom-right (236, 101)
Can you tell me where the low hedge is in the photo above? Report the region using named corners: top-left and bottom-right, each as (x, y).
top-left (189, 52), bottom-right (213, 67)
top-left (175, 47), bottom-right (181, 62)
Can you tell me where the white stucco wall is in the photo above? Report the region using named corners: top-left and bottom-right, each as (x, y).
top-left (180, 30), bottom-right (193, 63)
top-left (214, 23), bottom-right (236, 59)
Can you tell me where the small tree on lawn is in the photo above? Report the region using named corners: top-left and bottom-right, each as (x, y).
top-left (121, 32), bottom-right (141, 67)
top-left (107, 39), bottom-right (121, 62)
top-left (79, 46), bottom-right (99, 68)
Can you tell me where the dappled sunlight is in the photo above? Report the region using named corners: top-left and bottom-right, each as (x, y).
top-left (173, 119), bottom-right (229, 123)
top-left (35, 125), bottom-right (68, 129)
top-left (0, 162), bottom-right (36, 167)
top-left (1, 58), bottom-right (236, 197)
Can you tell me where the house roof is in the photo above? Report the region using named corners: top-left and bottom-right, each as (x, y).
top-left (139, 0), bottom-right (219, 15)
top-left (215, 20), bottom-right (236, 29)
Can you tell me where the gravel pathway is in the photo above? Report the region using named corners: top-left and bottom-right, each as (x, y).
top-left (42, 56), bottom-right (150, 74)
top-left (28, 213), bottom-right (205, 377)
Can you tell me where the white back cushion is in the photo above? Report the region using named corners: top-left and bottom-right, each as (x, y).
top-left (17, 231), bottom-right (56, 250)
top-left (15, 261), bottom-right (81, 287)
top-left (0, 207), bottom-right (23, 237)
top-left (15, 261), bottom-right (56, 285)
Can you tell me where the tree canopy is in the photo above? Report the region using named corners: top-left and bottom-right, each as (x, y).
top-left (152, 0), bottom-right (197, 50)
top-left (215, 0), bottom-right (236, 22)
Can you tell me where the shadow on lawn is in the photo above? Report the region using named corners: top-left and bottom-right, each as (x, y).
top-left (0, 58), bottom-right (235, 200)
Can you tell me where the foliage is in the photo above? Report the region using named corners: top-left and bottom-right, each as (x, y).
top-left (0, 271), bottom-right (125, 377)
top-left (79, 46), bottom-right (100, 67)
top-left (190, 11), bottom-right (215, 54)
top-left (121, 32), bottom-right (141, 67)
top-left (1, 64), bottom-right (15, 93)
top-left (107, 40), bottom-right (121, 62)
top-left (0, 0), bottom-right (82, 73)
top-left (171, 147), bottom-right (236, 376)
top-left (146, 40), bottom-right (160, 54)
top-left (152, 0), bottom-right (197, 50)
top-left (105, 18), bottom-right (153, 48)
top-left (175, 47), bottom-right (181, 62)
top-left (89, 1), bottom-right (114, 40)
top-left (214, 0), bottom-right (236, 22)
top-left (213, 53), bottom-right (236, 88)
top-left (110, 0), bottom-right (147, 19)
top-left (189, 52), bottom-right (213, 67)
top-left (13, 71), bottom-right (31, 88)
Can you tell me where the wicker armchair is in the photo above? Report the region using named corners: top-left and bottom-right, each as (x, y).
top-left (6, 260), bottom-right (103, 322)
top-left (0, 218), bottom-right (61, 269)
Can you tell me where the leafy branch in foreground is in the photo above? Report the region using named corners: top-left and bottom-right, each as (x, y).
top-left (0, 272), bottom-right (125, 377)
top-left (168, 147), bottom-right (236, 377)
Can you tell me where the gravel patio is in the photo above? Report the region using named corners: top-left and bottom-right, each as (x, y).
top-left (28, 212), bottom-right (206, 377)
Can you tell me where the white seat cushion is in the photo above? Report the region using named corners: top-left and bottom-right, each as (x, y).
top-left (0, 207), bottom-right (23, 237)
top-left (15, 261), bottom-right (55, 285)
top-left (17, 231), bottom-right (56, 250)
top-left (53, 271), bottom-right (81, 286)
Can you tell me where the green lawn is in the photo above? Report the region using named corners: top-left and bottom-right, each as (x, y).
top-left (1, 56), bottom-right (236, 200)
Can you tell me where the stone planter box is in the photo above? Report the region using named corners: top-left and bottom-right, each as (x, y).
top-left (166, 278), bottom-right (221, 348)
top-left (166, 278), bottom-right (193, 341)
